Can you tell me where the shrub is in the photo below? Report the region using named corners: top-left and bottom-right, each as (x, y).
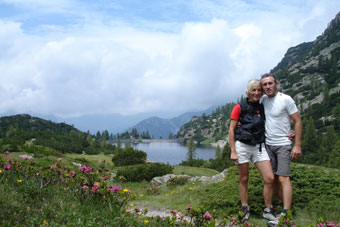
top-left (167, 176), bottom-right (189, 186)
top-left (116, 163), bottom-right (173, 182)
top-left (198, 163), bottom-right (340, 219)
top-left (112, 147), bottom-right (146, 166)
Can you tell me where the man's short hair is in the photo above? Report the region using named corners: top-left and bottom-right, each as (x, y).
top-left (261, 73), bottom-right (277, 82)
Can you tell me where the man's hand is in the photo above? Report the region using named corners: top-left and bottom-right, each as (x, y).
top-left (291, 145), bottom-right (302, 160)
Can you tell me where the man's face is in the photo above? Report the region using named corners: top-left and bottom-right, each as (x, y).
top-left (261, 76), bottom-right (278, 97)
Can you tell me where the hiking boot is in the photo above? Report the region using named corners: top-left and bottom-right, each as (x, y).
top-left (241, 205), bottom-right (250, 221)
top-left (267, 212), bottom-right (286, 227)
top-left (263, 206), bottom-right (277, 221)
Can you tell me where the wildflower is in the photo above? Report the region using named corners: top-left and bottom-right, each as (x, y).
top-left (4, 151), bottom-right (9, 155)
top-left (57, 157), bottom-right (62, 162)
top-left (318, 224), bottom-right (324, 227)
top-left (327, 221), bottom-right (335, 227)
top-left (4, 164), bottom-right (11, 170)
top-left (70, 171), bottom-right (75, 177)
top-left (245, 221), bottom-right (251, 227)
top-left (85, 166), bottom-right (92, 173)
top-left (139, 194), bottom-right (144, 197)
top-left (189, 187), bottom-right (193, 190)
top-left (203, 211), bottom-right (213, 220)
top-left (337, 223), bottom-right (340, 227)
top-left (144, 220), bottom-right (149, 224)
top-left (64, 173), bottom-right (69, 177)
top-left (79, 165), bottom-right (86, 172)
top-left (186, 205), bottom-right (192, 210)
top-left (129, 203), bottom-right (134, 207)
top-left (82, 185), bottom-right (89, 190)
top-left (17, 179), bottom-right (22, 183)
top-left (126, 210), bottom-right (131, 214)
top-left (123, 188), bottom-right (130, 193)
top-left (50, 164), bottom-right (57, 169)
top-left (92, 185), bottom-right (99, 193)
top-left (43, 220), bottom-right (48, 226)
top-left (231, 217), bottom-right (236, 223)
top-left (24, 156), bottom-right (28, 160)
top-left (0, 169), bottom-right (2, 174)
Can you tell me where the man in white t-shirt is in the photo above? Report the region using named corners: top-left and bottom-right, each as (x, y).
top-left (260, 73), bottom-right (302, 223)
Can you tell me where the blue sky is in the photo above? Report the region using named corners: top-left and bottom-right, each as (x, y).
top-left (1, 0), bottom-right (340, 118)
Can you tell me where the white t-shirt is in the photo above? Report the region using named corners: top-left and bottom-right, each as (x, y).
top-left (261, 92), bottom-right (298, 146)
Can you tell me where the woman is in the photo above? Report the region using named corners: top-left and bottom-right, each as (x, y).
top-left (228, 79), bottom-right (276, 221)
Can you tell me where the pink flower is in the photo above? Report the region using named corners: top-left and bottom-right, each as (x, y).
top-left (245, 221), bottom-right (251, 227)
top-left (4, 151), bottom-right (9, 155)
top-left (337, 223), bottom-right (340, 227)
top-left (91, 183), bottom-right (100, 193)
top-left (231, 217), bottom-right (236, 223)
top-left (79, 165), bottom-right (86, 172)
top-left (202, 211), bottom-right (213, 220)
top-left (4, 164), bottom-right (11, 170)
top-left (69, 171), bottom-right (75, 177)
top-left (327, 221), bottom-right (335, 227)
top-left (50, 164), bottom-right (57, 169)
top-left (24, 157), bottom-right (28, 160)
top-left (186, 205), bottom-right (192, 210)
top-left (170, 209), bottom-right (177, 215)
top-left (318, 224), bottom-right (324, 227)
top-left (85, 166), bottom-right (92, 173)
top-left (82, 185), bottom-right (89, 190)
top-left (57, 158), bottom-right (62, 162)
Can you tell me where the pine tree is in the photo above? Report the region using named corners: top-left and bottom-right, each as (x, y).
top-left (317, 126), bottom-right (338, 165)
top-left (329, 139), bottom-right (340, 168)
top-left (186, 138), bottom-right (197, 161)
top-left (301, 117), bottom-right (318, 163)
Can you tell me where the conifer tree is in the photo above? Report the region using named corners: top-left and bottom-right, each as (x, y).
top-left (186, 138), bottom-right (197, 161)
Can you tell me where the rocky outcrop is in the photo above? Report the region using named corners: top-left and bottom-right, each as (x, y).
top-left (151, 169), bottom-right (228, 186)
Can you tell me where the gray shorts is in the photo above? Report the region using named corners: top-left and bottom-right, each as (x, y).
top-left (265, 144), bottom-right (292, 176)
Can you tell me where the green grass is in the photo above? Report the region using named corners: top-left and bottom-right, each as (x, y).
top-left (2, 152), bottom-right (340, 226)
top-left (173, 165), bottom-right (219, 177)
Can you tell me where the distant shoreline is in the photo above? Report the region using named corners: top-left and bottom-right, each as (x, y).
top-left (110, 138), bottom-right (179, 144)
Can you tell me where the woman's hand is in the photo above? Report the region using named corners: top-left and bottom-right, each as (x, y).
top-left (230, 152), bottom-right (238, 162)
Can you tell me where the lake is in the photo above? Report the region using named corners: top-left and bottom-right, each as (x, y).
top-left (128, 141), bottom-right (216, 165)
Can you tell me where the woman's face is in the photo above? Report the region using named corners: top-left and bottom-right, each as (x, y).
top-left (248, 84), bottom-right (263, 102)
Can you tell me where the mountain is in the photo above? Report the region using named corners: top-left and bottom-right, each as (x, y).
top-left (130, 106), bottom-right (217, 139)
top-left (176, 11), bottom-right (340, 144)
top-left (0, 114), bottom-right (116, 155)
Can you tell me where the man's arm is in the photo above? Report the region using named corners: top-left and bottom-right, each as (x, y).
top-left (290, 112), bottom-right (302, 160)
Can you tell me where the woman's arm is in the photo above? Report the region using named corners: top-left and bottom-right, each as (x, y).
top-left (229, 119), bottom-right (238, 162)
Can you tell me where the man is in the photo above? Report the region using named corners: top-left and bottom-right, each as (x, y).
top-left (260, 73), bottom-right (302, 224)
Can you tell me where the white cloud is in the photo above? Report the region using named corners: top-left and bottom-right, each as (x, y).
top-left (0, 1), bottom-right (340, 118)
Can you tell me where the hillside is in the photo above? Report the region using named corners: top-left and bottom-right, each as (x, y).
top-left (175, 12), bottom-right (340, 162)
top-left (0, 114), bottom-right (115, 155)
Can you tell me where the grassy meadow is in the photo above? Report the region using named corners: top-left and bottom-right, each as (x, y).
top-left (1, 151), bottom-right (340, 226)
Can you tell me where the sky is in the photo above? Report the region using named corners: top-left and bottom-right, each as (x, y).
top-left (1, 0), bottom-right (340, 119)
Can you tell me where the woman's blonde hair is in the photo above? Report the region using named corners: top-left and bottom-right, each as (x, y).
top-left (245, 79), bottom-right (262, 97)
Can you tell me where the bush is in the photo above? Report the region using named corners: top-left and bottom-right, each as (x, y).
top-left (198, 163), bottom-right (340, 219)
top-left (179, 158), bottom-right (206, 167)
top-left (116, 163), bottom-right (173, 182)
top-left (112, 147), bottom-right (147, 166)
